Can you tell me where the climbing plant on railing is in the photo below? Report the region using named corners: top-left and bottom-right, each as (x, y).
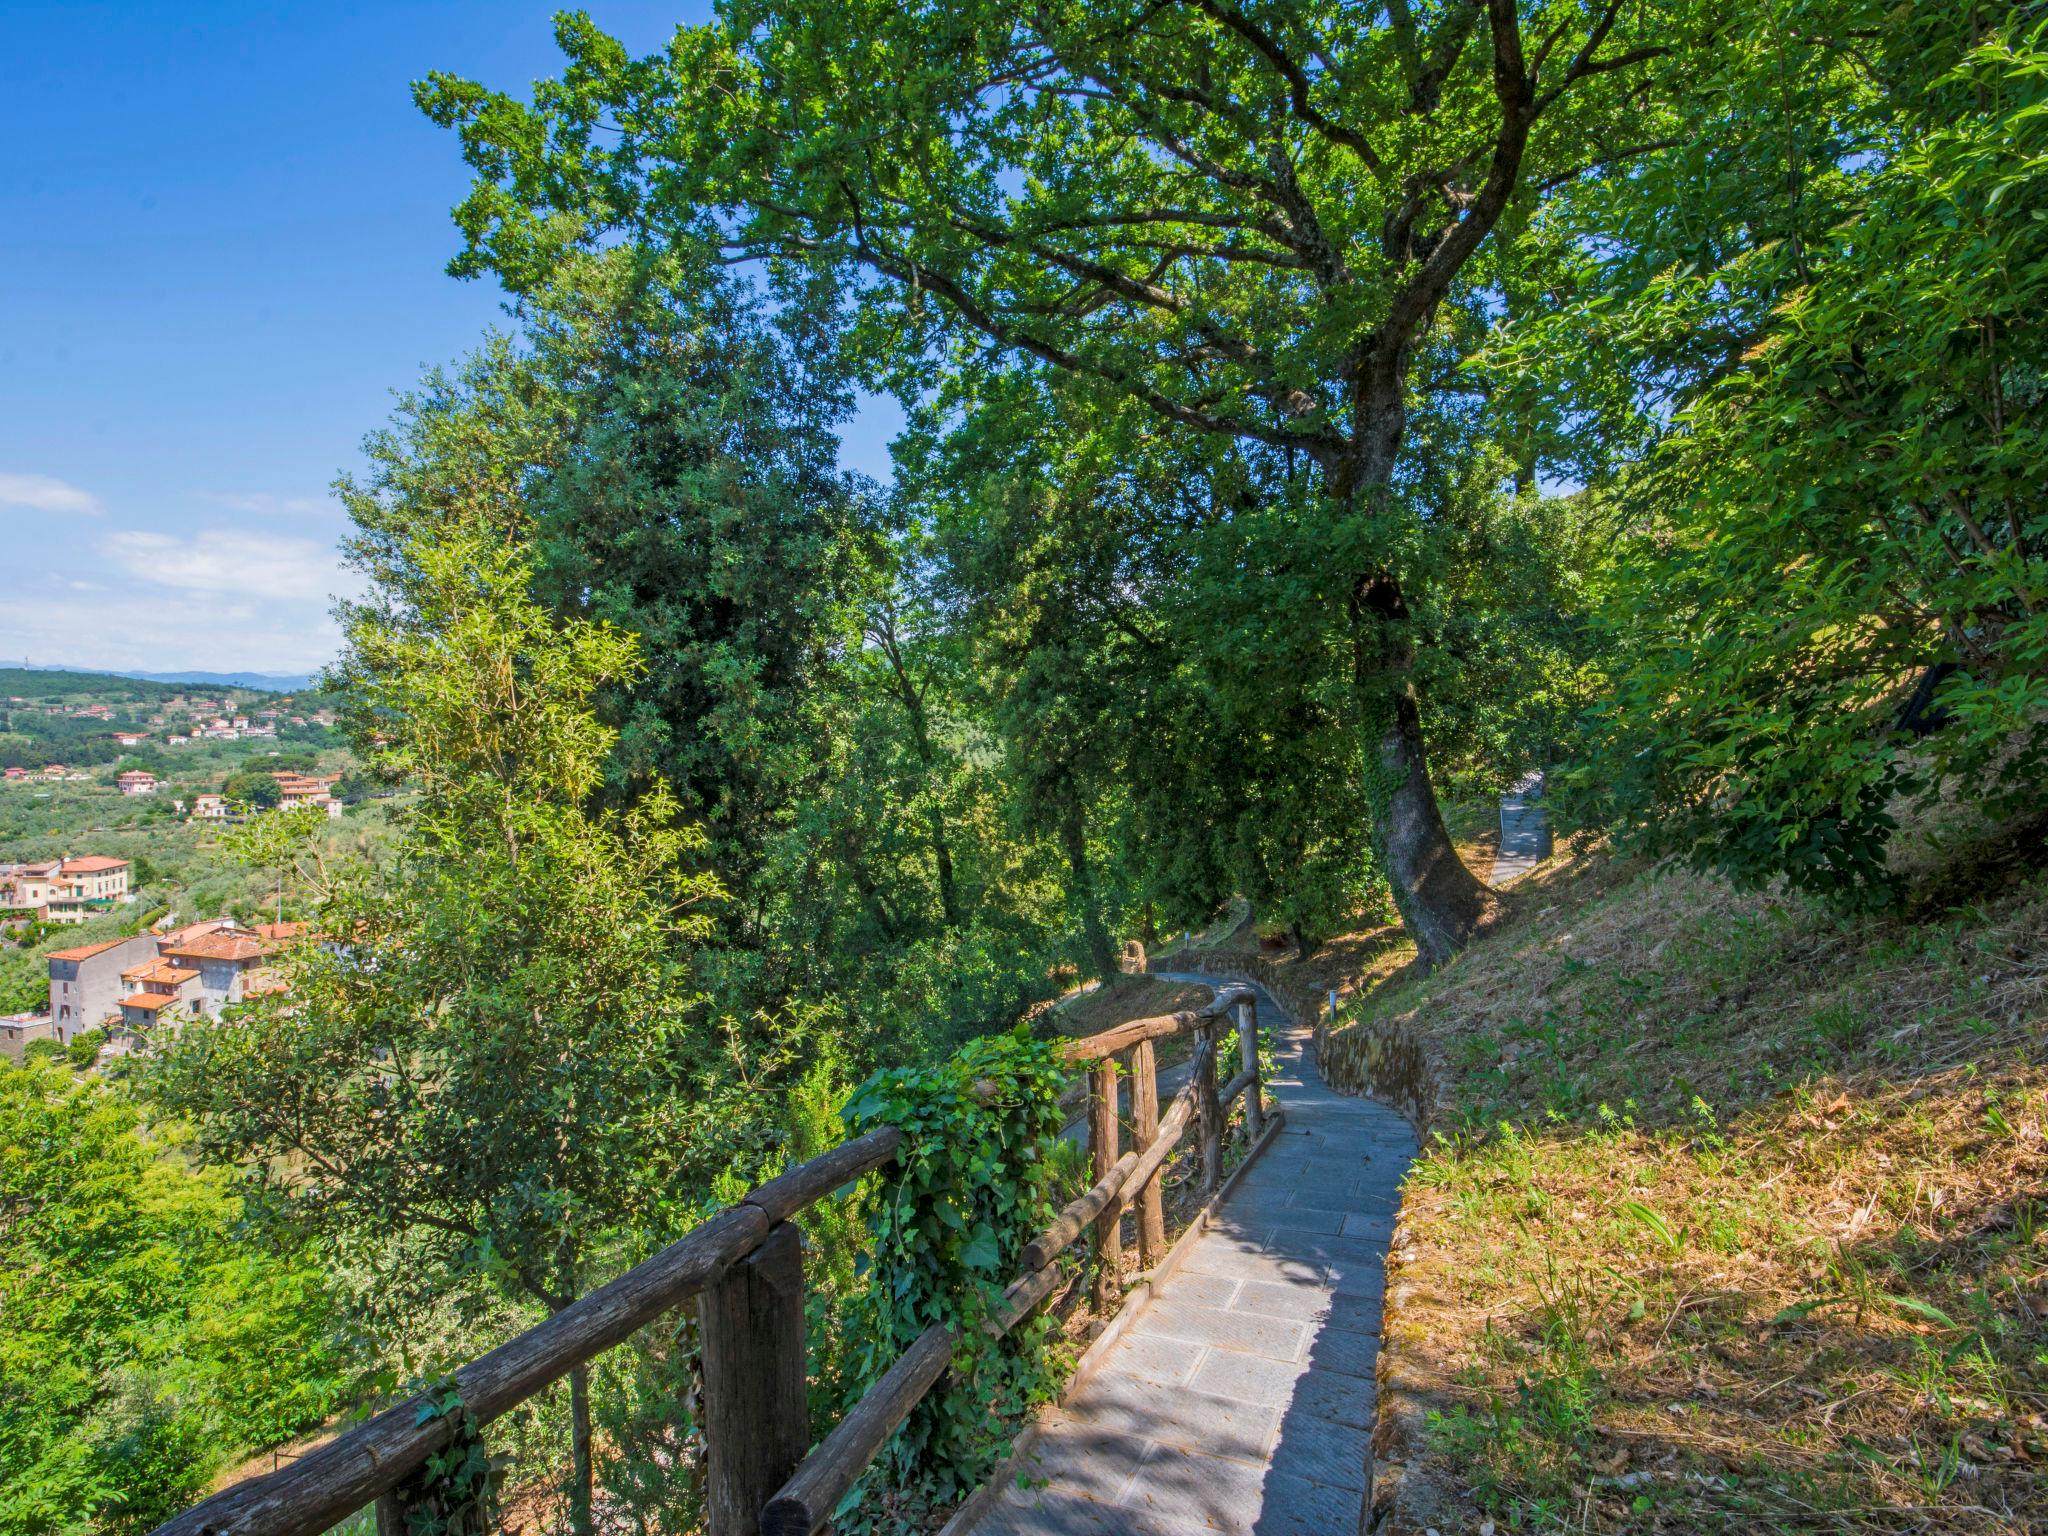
top-left (833, 1026), bottom-right (1073, 1529)
top-left (391, 1382), bottom-right (502, 1535)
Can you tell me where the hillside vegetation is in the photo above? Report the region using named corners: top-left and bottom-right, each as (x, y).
top-left (1323, 831), bottom-right (2046, 1532)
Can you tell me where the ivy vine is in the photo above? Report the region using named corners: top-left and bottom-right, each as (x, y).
top-left (833, 1026), bottom-right (1072, 1528)
top-left (394, 1380), bottom-right (502, 1536)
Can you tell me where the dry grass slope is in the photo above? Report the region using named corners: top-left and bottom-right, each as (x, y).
top-left (1329, 836), bottom-right (2047, 1533)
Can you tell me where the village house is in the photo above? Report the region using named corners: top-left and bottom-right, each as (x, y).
top-left (0, 1010), bottom-right (55, 1065)
top-left (47, 932), bottom-right (158, 1044)
top-left (115, 732), bottom-right (147, 747)
top-left (0, 855), bottom-right (131, 922)
top-left (273, 770), bottom-right (345, 818)
top-left (0, 860), bottom-right (59, 908)
top-left (116, 950), bottom-right (205, 1033)
top-left (190, 793), bottom-right (229, 820)
top-left (158, 924), bottom-right (281, 1016)
top-left (56, 855), bottom-right (130, 903)
top-left (116, 769), bottom-right (158, 795)
top-left (38, 920), bottom-right (297, 1056)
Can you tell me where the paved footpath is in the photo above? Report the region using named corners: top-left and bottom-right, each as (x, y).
top-left (973, 978), bottom-right (1417, 1536)
top-left (1491, 768), bottom-right (1552, 887)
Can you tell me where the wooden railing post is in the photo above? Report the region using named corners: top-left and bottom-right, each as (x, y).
top-left (1196, 1024), bottom-right (1221, 1195)
top-left (373, 1491), bottom-right (410, 1536)
top-left (1090, 1058), bottom-right (1121, 1308)
top-left (1129, 1039), bottom-right (1164, 1267)
top-left (1235, 996), bottom-right (1263, 1140)
top-left (700, 1221), bottom-right (807, 1536)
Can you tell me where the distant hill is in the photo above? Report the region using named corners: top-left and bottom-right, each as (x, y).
top-left (0, 664), bottom-right (319, 693)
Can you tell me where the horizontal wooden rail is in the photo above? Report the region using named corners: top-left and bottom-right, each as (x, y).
top-left (151, 1128), bottom-right (905, 1536)
top-left (764, 1232), bottom-right (1075, 1535)
top-left (764, 1323), bottom-right (953, 1536)
top-left (1063, 984), bottom-right (1250, 1062)
top-left (1118, 1069), bottom-right (1199, 1208)
top-left (1219, 1065), bottom-right (1255, 1109)
top-left (1025, 1041), bottom-right (1208, 1272)
top-left (1025, 1145), bottom-right (1141, 1271)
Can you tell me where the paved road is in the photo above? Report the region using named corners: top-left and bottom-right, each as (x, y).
top-left (1491, 768), bottom-right (1552, 887)
top-left (973, 978), bottom-right (1416, 1535)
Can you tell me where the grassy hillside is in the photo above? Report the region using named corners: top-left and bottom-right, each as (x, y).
top-left (1320, 833), bottom-right (2045, 1532)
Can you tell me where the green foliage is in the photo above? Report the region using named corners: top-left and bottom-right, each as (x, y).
top-left (219, 805), bottom-right (330, 914)
top-left (1527, 7), bottom-right (2048, 902)
top-left (416, 0), bottom-right (1707, 962)
top-left (63, 1027), bottom-right (107, 1070)
top-left (151, 512), bottom-right (733, 1530)
top-left (336, 251), bottom-right (1102, 1059)
top-left (218, 769), bottom-right (282, 810)
top-left (396, 1384), bottom-right (502, 1536)
top-left (834, 1028), bottom-right (1070, 1525)
top-left (0, 1062), bottom-right (345, 1535)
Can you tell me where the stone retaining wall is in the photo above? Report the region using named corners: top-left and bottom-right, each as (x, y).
top-left (1147, 949), bottom-right (1467, 1536)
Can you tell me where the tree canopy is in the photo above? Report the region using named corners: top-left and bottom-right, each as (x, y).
top-left (416, 0), bottom-right (1708, 963)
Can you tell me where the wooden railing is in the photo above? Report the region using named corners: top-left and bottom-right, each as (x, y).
top-left (150, 984), bottom-right (1265, 1536)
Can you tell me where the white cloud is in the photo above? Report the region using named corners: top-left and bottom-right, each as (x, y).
top-left (201, 490), bottom-right (331, 517)
top-left (0, 472), bottom-right (101, 515)
top-left (0, 594), bottom-right (345, 675)
top-left (102, 528), bottom-right (359, 606)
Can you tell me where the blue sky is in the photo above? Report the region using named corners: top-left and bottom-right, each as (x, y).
top-left (0, 1), bottom-right (900, 675)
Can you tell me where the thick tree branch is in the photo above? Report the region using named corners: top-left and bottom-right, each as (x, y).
top-left (1187, 0), bottom-right (1390, 179)
top-left (1375, 0), bottom-right (1534, 360)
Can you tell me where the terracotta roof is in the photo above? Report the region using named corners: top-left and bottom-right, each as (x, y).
top-left (123, 960), bottom-right (200, 985)
top-left (165, 933), bottom-right (268, 962)
top-left (119, 991), bottom-right (177, 1012)
top-left (156, 919), bottom-right (233, 948)
top-left (252, 922), bottom-right (306, 942)
top-left (47, 937), bottom-right (136, 963)
top-left (59, 856), bottom-right (128, 874)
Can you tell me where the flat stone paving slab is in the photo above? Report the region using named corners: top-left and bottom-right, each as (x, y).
top-left (970, 978), bottom-right (1416, 1535)
top-left (1492, 768), bottom-right (1551, 887)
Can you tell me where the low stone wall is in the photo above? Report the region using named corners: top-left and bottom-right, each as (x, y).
top-left (1148, 949), bottom-right (1466, 1536)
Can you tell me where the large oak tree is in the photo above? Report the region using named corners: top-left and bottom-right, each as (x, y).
top-left (420, 0), bottom-right (1686, 962)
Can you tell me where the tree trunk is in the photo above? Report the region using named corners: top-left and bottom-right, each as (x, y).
top-left (1348, 572), bottom-right (1497, 966)
top-left (1060, 804), bottom-right (1120, 986)
top-left (877, 615), bottom-right (963, 929)
top-left (569, 1362), bottom-right (594, 1536)
top-left (928, 806), bottom-right (961, 930)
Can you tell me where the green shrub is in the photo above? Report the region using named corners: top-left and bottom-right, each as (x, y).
top-left (833, 1027), bottom-right (1071, 1527)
